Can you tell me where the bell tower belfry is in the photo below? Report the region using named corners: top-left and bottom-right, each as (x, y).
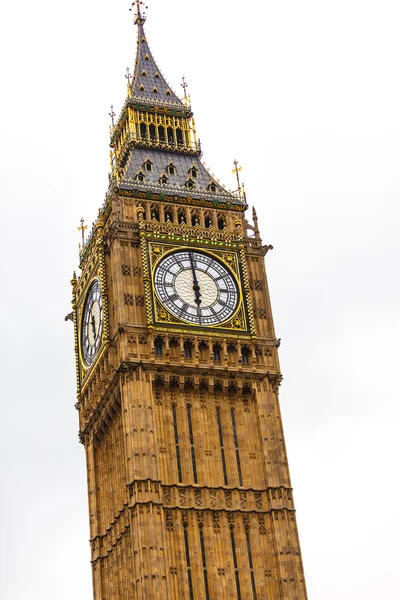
top-left (71, 4), bottom-right (308, 599)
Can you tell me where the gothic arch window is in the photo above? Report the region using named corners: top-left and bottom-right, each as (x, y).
top-left (149, 124), bottom-right (156, 140)
top-left (141, 70), bottom-right (147, 76)
top-left (150, 204), bottom-right (160, 220)
top-left (227, 343), bottom-right (237, 356)
top-left (153, 87), bottom-right (158, 93)
top-left (167, 127), bottom-right (174, 144)
top-left (241, 346), bottom-right (251, 365)
top-left (191, 210), bottom-right (200, 226)
top-left (144, 54), bottom-right (150, 61)
top-left (154, 72), bottom-right (160, 78)
top-left (184, 340), bottom-right (193, 359)
top-left (166, 89), bottom-right (171, 96)
top-left (167, 162), bottom-right (176, 176)
top-left (176, 128), bottom-right (183, 145)
top-left (144, 158), bottom-right (153, 172)
top-left (178, 207), bottom-right (187, 224)
top-left (164, 206), bottom-right (174, 222)
top-left (213, 343), bottom-right (222, 362)
top-left (217, 214), bottom-right (226, 230)
top-left (204, 212), bottom-right (213, 228)
top-left (135, 170), bottom-right (145, 182)
top-left (139, 84), bottom-right (145, 91)
top-left (158, 126), bottom-right (166, 142)
top-left (208, 181), bottom-right (217, 193)
top-left (189, 165), bottom-right (198, 179)
top-left (140, 123), bottom-right (147, 140)
top-left (169, 338), bottom-right (179, 359)
top-left (185, 178), bottom-right (195, 190)
top-left (154, 337), bottom-right (163, 356)
top-left (198, 340), bottom-right (208, 360)
top-left (159, 173), bottom-right (168, 186)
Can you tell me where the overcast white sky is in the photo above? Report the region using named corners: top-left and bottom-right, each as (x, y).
top-left (0, 0), bottom-right (399, 598)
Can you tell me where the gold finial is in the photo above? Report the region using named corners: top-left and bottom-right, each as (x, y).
top-left (181, 76), bottom-right (191, 107)
top-left (130, 0), bottom-right (148, 24)
top-left (78, 218), bottom-right (87, 245)
top-left (181, 76), bottom-right (188, 100)
top-left (232, 159), bottom-right (242, 192)
top-left (125, 67), bottom-right (132, 97)
top-left (109, 104), bottom-right (116, 128)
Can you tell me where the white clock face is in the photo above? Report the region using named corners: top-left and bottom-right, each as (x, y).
top-left (81, 280), bottom-right (103, 366)
top-left (154, 250), bottom-right (239, 326)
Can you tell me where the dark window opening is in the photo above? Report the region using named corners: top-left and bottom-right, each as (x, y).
top-left (241, 346), bottom-right (251, 365)
top-left (145, 160), bottom-right (153, 172)
top-left (158, 126), bottom-right (165, 142)
top-left (184, 341), bottom-right (193, 359)
top-left (167, 127), bottom-right (174, 144)
top-left (178, 209), bottom-right (187, 224)
top-left (176, 129), bottom-right (183, 145)
top-left (150, 205), bottom-right (160, 220)
top-left (154, 338), bottom-right (163, 356)
top-left (149, 124), bottom-right (156, 140)
top-left (186, 179), bottom-right (194, 190)
top-left (160, 175), bottom-right (168, 186)
top-left (208, 182), bottom-right (217, 192)
top-left (204, 214), bottom-right (213, 228)
top-left (140, 123), bottom-right (147, 140)
top-left (190, 167), bottom-right (198, 178)
top-left (191, 212), bottom-right (199, 226)
top-left (217, 216), bottom-right (225, 230)
top-left (168, 164), bottom-right (176, 175)
top-left (164, 207), bottom-right (174, 222)
top-left (213, 344), bottom-right (222, 362)
top-left (136, 171), bottom-right (145, 182)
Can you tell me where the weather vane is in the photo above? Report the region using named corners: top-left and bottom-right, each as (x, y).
top-left (109, 104), bottom-right (116, 128)
top-left (78, 217), bottom-right (87, 245)
top-left (232, 159), bottom-right (242, 191)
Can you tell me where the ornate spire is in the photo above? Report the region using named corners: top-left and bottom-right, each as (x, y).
top-left (130, 0), bottom-right (147, 25)
top-left (129, 3), bottom-right (184, 107)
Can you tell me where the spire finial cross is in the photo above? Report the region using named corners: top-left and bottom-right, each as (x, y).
top-left (232, 159), bottom-right (242, 191)
top-left (181, 76), bottom-right (188, 96)
top-left (125, 67), bottom-right (132, 83)
top-left (109, 104), bottom-right (116, 127)
top-left (130, 0), bottom-right (148, 23)
top-left (78, 218), bottom-right (88, 245)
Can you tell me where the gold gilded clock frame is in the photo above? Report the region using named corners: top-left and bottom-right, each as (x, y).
top-left (143, 239), bottom-right (254, 336)
top-left (72, 223), bottom-right (110, 394)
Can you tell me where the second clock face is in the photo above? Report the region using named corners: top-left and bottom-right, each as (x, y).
top-left (81, 279), bottom-right (103, 367)
top-left (154, 250), bottom-right (239, 326)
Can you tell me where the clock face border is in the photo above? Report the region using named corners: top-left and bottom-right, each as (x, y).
top-left (148, 242), bottom-right (249, 333)
top-left (80, 278), bottom-right (104, 368)
top-left (76, 270), bottom-right (108, 377)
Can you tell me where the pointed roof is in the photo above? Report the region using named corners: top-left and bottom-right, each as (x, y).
top-left (131, 17), bottom-right (184, 108)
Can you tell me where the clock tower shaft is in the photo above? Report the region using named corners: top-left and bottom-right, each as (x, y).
top-left (71, 6), bottom-right (307, 600)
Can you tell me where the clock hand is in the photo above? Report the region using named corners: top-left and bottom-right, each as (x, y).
top-left (91, 314), bottom-right (96, 338)
top-left (189, 252), bottom-right (202, 307)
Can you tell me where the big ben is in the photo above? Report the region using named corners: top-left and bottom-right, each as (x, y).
top-left (70, 2), bottom-right (308, 598)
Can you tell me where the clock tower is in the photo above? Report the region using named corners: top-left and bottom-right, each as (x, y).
top-left (71, 4), bottom-right (308, 599)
